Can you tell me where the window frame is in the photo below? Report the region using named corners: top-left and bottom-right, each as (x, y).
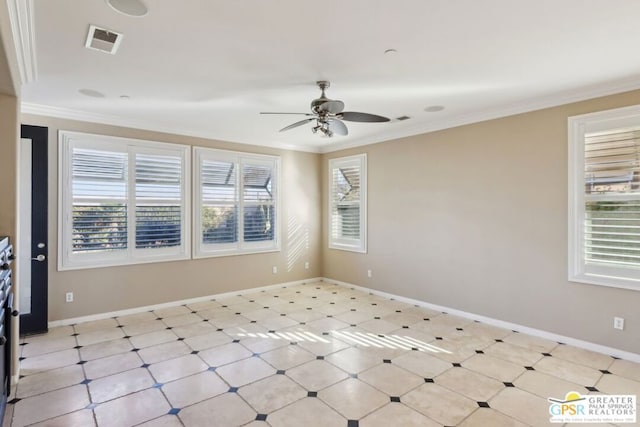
top-left (193, 147), bottom-right (281, 259)
top-left (328, 153), bottom-right (367, 253)
top-left (58, 131), bottom-right (191, 271)
top-left (568, 104), bottom-right (640, 291)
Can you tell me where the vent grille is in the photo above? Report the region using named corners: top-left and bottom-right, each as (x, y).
top-left (85, 25), bottom-right (123, 54)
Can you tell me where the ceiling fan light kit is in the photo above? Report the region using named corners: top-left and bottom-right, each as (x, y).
top-left (261, 81), bottom-right (390, 138)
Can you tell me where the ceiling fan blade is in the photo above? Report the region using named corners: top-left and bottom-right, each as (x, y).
top-left (319, 100), bottom-right (345, 114)
top-left (261, 112), bottom-right (314, 116)
top-left (279, 118), bottom-right (314, 132)
top-left (340, 111), bottom-right (390, 122)
top-left (328, 119), bottom-right (348, 136)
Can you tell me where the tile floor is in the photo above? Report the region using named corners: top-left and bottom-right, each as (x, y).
top-left (4, 281), bottom-right (640, 426)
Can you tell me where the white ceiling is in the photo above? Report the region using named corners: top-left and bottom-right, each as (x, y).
top-left (18, 0), bottom-right (640, 152)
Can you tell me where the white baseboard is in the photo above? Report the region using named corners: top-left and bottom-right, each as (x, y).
top-left (323, 277), bottom-right (640, 363)
top-left (48, 277), bottom-right (323, 328)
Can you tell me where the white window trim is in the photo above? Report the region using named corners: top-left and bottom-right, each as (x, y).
top-left (328, 153), bottom-right (367, 253)
top-left (58, 131), bottom-right (191, 271)
top-left (568, 104), bottom-right (640, 291)
top-left (193, 147), bottom-right (281, 259)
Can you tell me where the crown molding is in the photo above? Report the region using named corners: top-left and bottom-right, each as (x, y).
top-left (6, 0), bottom-right (37, 85)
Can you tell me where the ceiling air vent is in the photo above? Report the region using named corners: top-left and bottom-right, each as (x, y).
top-left (396, 115), bottom-right (411, 121)
top-left (85, 25), bottom-right (123, 54)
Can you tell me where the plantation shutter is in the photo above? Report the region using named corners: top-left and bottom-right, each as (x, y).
top-left (329, 154), bottom-right (366, 252)
top-left (584, 129), bottom-right (640, 267)
top-left (242, 161), bottom-right (275, 242)
top-left (71, 148), bottom-right (128, 253)
top-left (135, 152), bottom-right (183, 249)
top-left (201, 159), bottom-right (238, 244)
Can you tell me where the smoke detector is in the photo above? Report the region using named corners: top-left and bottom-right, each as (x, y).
top-left (85, 25), bottom-right (123, 54)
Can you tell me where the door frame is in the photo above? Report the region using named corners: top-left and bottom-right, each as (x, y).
top-left (19, 125), bottom-right (48, 335)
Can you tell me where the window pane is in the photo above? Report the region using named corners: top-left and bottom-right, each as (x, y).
top-left (333, 166), bottom-right (360, 203)
top-left (585, 129), bottom-right (640, 195)
top-left (202, 160), bottom-right (236, 202)
top-left (243, 164), bottom-right (273, 203)
top-left (244, 205), bottom-right (274, 241)
top-left (585, 200), bottom-right (640, 266)
top-left (72, 204), bottom-right (127, 252)
top-left (332, 205), bottom-right (360, 239)
top-left (202, 205), bottom-right (237, 243)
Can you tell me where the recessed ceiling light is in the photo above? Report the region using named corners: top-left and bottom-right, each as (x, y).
top-left (106, 0), bottom-right (148, 17)
top-left (79, 89), bottom-right (105, 98)
top-left (384, 48), bottom-right (398, 55)
top-left (424, 105), bottom-right (445, 113)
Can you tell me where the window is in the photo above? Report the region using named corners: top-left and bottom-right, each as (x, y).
top-left (194, 147), bottom-right (279, 257)
top-left (329, 154), bottom-right (367, 253)
top-left (569, 104), bottom-right (640, 290)
top-left (59, 131), bottom-right (190, 270)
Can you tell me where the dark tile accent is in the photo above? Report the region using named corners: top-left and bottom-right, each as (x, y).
top-left (235, 312), bottom-right (242, 315)
top-left (322, 332), bottom-right (330, 336)
top-left (307, 391), bottom-right (318, 397)
top-left (402, 326), bottom-right (409, 329)
top-left (153, 383), bottom-right (163, 388)
top-left (374, 317), bottom-right (380, 320)
top-left (477, 401), bottom-right (490, 408)
top-left (350, 324), bottom-right (356, 327)
top-left (347, 420), bottom-right (359, 427)
top-left (141, 363), bottom-right (150, 368)
top-left (424, 378), bottom-right (434, 383)
top-left (475, 350), bottom-right (484, 354)
top-left (423, 318), bottom-right (430, 321)
top-left (8, 398), bottom-right (20, 405)
top-left (177, 337), bottom-right (185, 341)
top-left (435, 337), bottom-right (443, 340)
top-left (350, 297), bottom-right (356, 300)
top-left (19, 343), bottom-right (27, 346)
top-left (222, 305), bottom-right (228, 308)
top-left (250, 320), bottom-right (257, 323)
top-left (390, 396), bottom-right (401, 403)
top-left (85, 402), bottom-right (98, 410)
top-left (165, 327), bottom-right (173, 330)
top-left (524, 366), bottom-right (535, 371)
top-left (168, 408), bottom-right (181, 415)
top-left (383, 359), bottom-right (391, 364)
top-left (306, 308), bottom-right (312, 311)
top-left (371, 303), bottom-right (377, 306)
top-left (290, 342), bottom-right (298, 345)
top-left (316, 356), bottom-right (324, 360)
top-left (456, 328), bottom-right (464, 331)
top-left (586, 386), bottom-right (599, 392)
top-left (191, 311), bottom-right (197, 314)
top-left (232, 339), bottom-right (240, 343)
top-left (80, 379), bottom-right (92, 385)
top-left (264, 307), bottom-right (269, 309)
top-left (330, 302), bottom-right (335, 305)
top-left (203, 319), bottom-right (209, 322)
top-left (73, 345), bottom-right (83, 349)
top-left (123, 335), bottom-right (131, 339)
top-left (377, 334), bottom-right (384, 338)
top-left (289, 301), bottom-right (295, 304)
top-left (256, 414), bottom-right (268, 421)
top-left (600, 370), bottom-right (612, 374)
top-left (77, 360), bottom-right (87, 365)
top-left (312, 296), bottom-right (317, 299)
top-left (208, 367), bottom-right (217, 372)
top-left (326, 315), bottom-right (333, 318)
top-left (395, 310), bottom-right (402, 313)
top-left (452, 363), bottom-right (462, 367)
top-left (217, 329), bottom-right (224, 332)
top-left (281, 314), bottom-right (287, 316)
top-left (249, 300), bottom-right (255, 303)
top-left (156, 317), bottom-right (163, 321)
top-left (18, 357), bottom-right (25, 361)
top-left (253, 353), bottom-right (260, 357)
top-left (268, 330), bottom-right (276, 333)
top-left (350, 309), bottom-right (356, 312)
top-left (131, 348), bottom-right (140, 352)
top-left (495, 339), bottom-right (503, 342)
top-left (503, 382), bottom-right (515, 387)
top-left (350, 373), bottom-right (358, 378)
top-left (191, 351), bottom-right (199, 355)
top-left (300, 322), bottom-right (306, 325)
top-left (542, 353), bottom-right (552, 357)
top-left (276, 370), bottom-right (286, 375)
top-left (228, 387), bottom-right (238, 393)
top-left (71, 333), bottom-right (80, 336)
top-left (411, 347), bottom-right (419, 351)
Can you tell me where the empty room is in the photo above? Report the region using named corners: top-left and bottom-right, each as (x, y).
top-left (0, 0), bottom-right (639, 426)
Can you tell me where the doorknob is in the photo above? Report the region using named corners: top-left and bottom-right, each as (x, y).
top-left (32, 254), bottom-right (46, 262)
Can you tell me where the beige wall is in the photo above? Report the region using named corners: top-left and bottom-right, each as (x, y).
top-left (323, 89), bottom-right (640, 355)
top-left (21, 114), bottom-right (322, 321)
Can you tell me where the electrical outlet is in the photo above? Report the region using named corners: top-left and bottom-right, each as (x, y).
top-left (65, 292), bottom-right (74, 303)
top-left (304, 261), bottom-right (309, 269)
top-left (367, 269), bottom-right (372, 278)
top-left (272, 266), bottom-right (278, 274)
top-left (614, 317), bottom-right (624, 330)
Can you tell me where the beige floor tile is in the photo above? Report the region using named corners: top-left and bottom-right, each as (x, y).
top-left (334, 310), bottom-right (378, 325)
top-left (20, 348), bottom-right (80, 375)
top-left (435, 367), bottom-right (504, 401)
top-left (423, 339), bottom-right (477, 363)
top-left (514, 370), bottom-right (588, 400)
top-left (214, 294), bottom-right (249, 306)
top-left (402, 383), bottom-right (478, 425)
top-left (596, 373), bottom-right (640, 395)
top-left (178, 392), bottom-right (255, 426)
top-left (360, 402), bottom-right (441, 427)
top-left (259, 345), bottom-right (316, 370)
top-left (458, 408), bottom-right (527, 427)
top-left (73, 318), bottom-right (119, 334)
top-left (121, 319), bottom-right (167, 336)
top-left (306, 317), bottom-right (351, 332)
top-left (318, 378), bottom-right (389, 419)
top-left (392, 351), bottom-right (452, 378)
top-left (138, 340), bottom-right (192, 365)
top-left (239, 332), bottom-right (292, 354)
top-left (186, 299), bottom-right (220, 312)
top-left (162, 371), bottom-right (228, 408)
top-left (534, 355), bottom-right (603, 386)
top-left (40, 326), bottom-right (75, 338)
top-left (88, 367), bottom-right (154, 402)
top-left (137, 414), bottom-right (183, 427)
top-left (83, 351), bottom-right (142, 379)
top-left (195, 307), bottom-right (235, 320)
top-left (238, 374), bottom-right (307, 413)
top-left (22, 335), bottom-right (77, 358)
top-left (215, 356), bottom-right (276, 387)
top-left (286, 359), bottom-right (349, 391)
top-left (170, 321), bottom-right (215, 339)
top-left (79, 338), bottom-right (132, 361)
top-left (12, 384), bottom-right (90, 426)
top-left (325, 347), bottom-right (383, 374)
top-left (484, 341), bottom-right (544, 366)
top-left (129, 329), bottom-right (178, 349)
top-left (381, 312), bottom-right (425, 326)
top-left (94, 388), bottom-right (170, 427)
top-left (240, 308), bottom-right (281, 321)
top-left (609, 358), bottom-right (640, 382)
top-left (28, 408), bottom-right (96, 427)
top-left (256, 316), bottom-right (300, 331)
top-left (222, 322), bottom-right (267, 340)
top-left (462, 354), bottom-right (526, 382)
top-left (295, 333), bottom-right (351, 356)
top-left (153, 305), bottom-right (192, 318)
top-left (442, 329), bottom-right (503, 351)
top-left (117, 311), bottom-right (158, 326)
top-left (358, 363), bottom-right (423, 396)
top-left (183, 331), bottom-right (232, 351)
top-left (358, 319), bottom-right (403, 335)
top-left (489, 387), bottom-right (552, 426)
top-left (162, 313), bottom-right (203, 328)
top-left (502, 332), bottom-right (558, 353)
top-left (148, 354), bottom-right (209, 384)
top-left (551, 344), bottom-right (615, 370)
top-left (388, 329), bottom-right (437, 350)
top-left (457, 322), bottom-right (512, 340)
top-left (208, 314), bottom-right (252, 329)
top-left (2, 400), bottom-right (12, 427)
top-left (16, 364), bottom-right (85, 398)
top-left (425, 313), bottom-right (473, 329)
top-left (267, 397), bottom-right (346, 427)
top-left (76, 327), bottom-right (125, 347)
top-left (198, 342), bottom-right (253, 367)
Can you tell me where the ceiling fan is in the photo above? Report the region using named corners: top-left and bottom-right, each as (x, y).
top-left (261, 81), bottom-right (390, 137)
